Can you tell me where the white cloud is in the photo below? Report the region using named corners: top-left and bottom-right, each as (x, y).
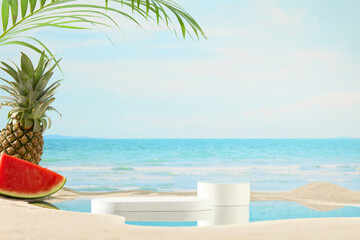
top-left (240, 93), bottom-right (360, 138)
top-left (244, 93), bottom-right (360, 117)
top-left (256, 1), bottom-right (304, 30)
top-left (295, 50), bottom-right (339, 61)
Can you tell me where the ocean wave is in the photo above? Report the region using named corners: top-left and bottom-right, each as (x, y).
top-left (112, 167), bottom-right (134, 171)
top-left (97, 176), bottom-right (173, 181)
top-left (305, 179), bottom-right (352, 182)
top-left (132, 165), bottom-right (301, 174)
top-left (313, 164), bottom-right (360, 170)
top-left (131, 176), bottom-right (173, 180)
top-left (146, 158), bottom-right (168, 163)
top-left (267, 170), bottom-right (360, 176)
top-left (42, 158), bottom-right (67, 163)
top-left (50, 166), bottom-right (113, 171)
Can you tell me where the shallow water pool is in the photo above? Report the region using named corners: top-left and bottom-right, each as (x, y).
top-left (47, 199), bottom-right (360, 227)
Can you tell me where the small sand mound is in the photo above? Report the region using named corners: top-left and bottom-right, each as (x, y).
top-left (251, 183), bottom-right (360, 211)
top-left (289, 182), bottom-right (360, 204)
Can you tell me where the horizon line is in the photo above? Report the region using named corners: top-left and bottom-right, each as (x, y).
top-left (44, 135), bottom-right (358, 140)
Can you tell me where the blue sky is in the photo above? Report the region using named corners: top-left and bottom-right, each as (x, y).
top-left (0, 0), bottom-right (360, 138)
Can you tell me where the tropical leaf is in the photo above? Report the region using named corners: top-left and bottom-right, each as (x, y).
top-left (46, 106), bottom-right (61, 116)
top-left (0, 0), bottom-right (206, 57)
top-left (1, 0), bottom-right (10, 31)
top-left (0, 62), bottom-right (18, 81)
top-left (20, 0), bottom-right (28, 18)
top-left (9, 0), bottom-right (18, 25)
top-left (21, 51), bottom-right (35, 78)
top-left (0, 84), bottom-right (16, 94)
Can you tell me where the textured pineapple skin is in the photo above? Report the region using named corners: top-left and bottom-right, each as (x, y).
top-left (0, 120), bottom-right (44, 165)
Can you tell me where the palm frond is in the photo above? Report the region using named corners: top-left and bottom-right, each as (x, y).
top-left (0, 0), bottom-right (206, 56)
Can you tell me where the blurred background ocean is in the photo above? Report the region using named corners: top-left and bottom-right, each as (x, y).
top-left (42, 138), bottom-right (360, 192)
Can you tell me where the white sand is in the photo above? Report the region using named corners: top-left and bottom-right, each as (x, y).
top-left (251, 182), bottom-right (360, 211)
top-left (1, 182), bottom-right (360, 240)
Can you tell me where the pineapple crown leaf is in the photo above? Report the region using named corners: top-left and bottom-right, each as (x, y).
top-left (0, 78), bottom-right (25, 95)
top-left (39, 98), bottom-right (55, 112)
top-left (0, 63), bottom-right (17, 78)
top-left (46, 106), bottom-right (61, 117)
top-left (20, 52), bottom-right (35, 80)
top-left (18, 71), bottom-right (32, 90)
top-left (43, 58), bottom-right (61, 78)
top-left (0, 96), bottom-right (17, 102)
top-left (40, 118), bottom-right (48, 134)
top-left (34, 53), bottom-right (46, 84)
top-left (0, 52), bottom-right (61, 133)
top-left (38, 80), bottom-right (61, 101)
top-left (9, 107), bottom-right (26, 116)
top-left (8, 60), bottom-right (22, 78)
top-left (36, 71), bottom-right (54, 92)
top-left (0, 84), bottom-right (16, 95)
top-left (43, 114), bottom-right (52, 129)
top-left (33, 119), bottom-right (41, 132)
top-left (34, 60), bottom-right (61, 93)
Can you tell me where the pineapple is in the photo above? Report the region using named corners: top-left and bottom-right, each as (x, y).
top-left (0, 52), bottom-right (61, 165)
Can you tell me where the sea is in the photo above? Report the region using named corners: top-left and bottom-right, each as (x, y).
top-left (41, 138), bottom-right (360, 192)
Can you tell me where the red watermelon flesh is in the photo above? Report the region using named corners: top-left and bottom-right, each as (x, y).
top-left (0, 153), bottom-right (66, 199)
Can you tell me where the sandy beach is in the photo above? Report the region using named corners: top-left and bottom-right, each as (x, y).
top-left (0, 182), bottom-right (359, 240)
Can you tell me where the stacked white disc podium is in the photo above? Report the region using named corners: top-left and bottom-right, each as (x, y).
top-left (91, 197), bottom-right (211, 221)
top-left (91, 182), bottom-right (250, 226)
top-left (197, 182), bottom-right (250, 226)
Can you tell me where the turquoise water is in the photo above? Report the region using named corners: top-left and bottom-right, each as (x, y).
top-left (53, 199), bottom-right (360, 227)
top-left (41, 138), bottom-right (360, 192)
top-left (250, 201), bottom-right (360, 221)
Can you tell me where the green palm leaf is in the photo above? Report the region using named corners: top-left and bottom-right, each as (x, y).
top-left (1, 0), bottom-right (9, 31)
top-left (20, 0), bottom-right (27, 18)
top-left (0, 0), bottom-right (206, 56)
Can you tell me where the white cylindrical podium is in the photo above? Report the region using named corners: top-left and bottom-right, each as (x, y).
top-left (197, 205), bottom-right (249, 226)
top-left (197, 182), bottom-right (250, 206)
top-left (197, 182), bottom-right (250, 226)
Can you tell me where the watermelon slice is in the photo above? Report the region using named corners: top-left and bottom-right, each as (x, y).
top-left (0, 153), bottom-right (66, 199)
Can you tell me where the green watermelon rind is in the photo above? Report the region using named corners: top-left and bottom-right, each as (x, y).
top-left (0, 177), bottom-right (66, 199)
